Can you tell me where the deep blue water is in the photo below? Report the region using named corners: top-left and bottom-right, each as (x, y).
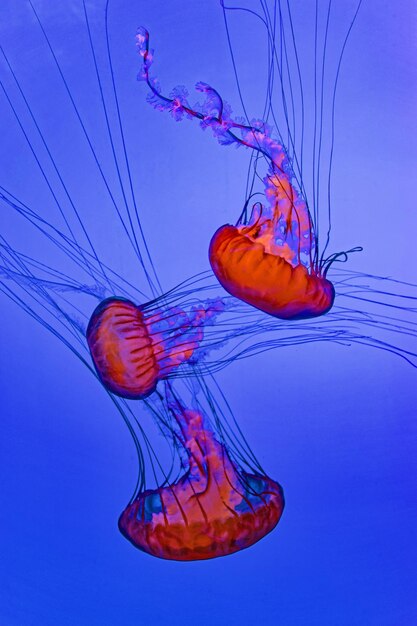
top-left (0, 2), bottom-right (416, 625)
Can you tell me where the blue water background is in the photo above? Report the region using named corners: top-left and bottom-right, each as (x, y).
top-left (0, 2), bottom-right (416, 624)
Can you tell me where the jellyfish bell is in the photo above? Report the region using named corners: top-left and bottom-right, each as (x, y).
top-left (87, 297), bottom-right (159, 398)
top-left (209, 222), bottom-right (335, 320)
top-left (119, 391), bottom-right (284, 561)
top-left (209, 192), bottom-right (335, 321)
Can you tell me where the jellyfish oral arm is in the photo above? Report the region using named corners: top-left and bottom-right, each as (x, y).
top-left (136, 27), bottom-right (314, 256)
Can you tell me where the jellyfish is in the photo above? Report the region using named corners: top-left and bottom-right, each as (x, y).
top-left (119, 386), bottom-right (284, 560)
top-left (135, 17), bottom-right (364, 320)
top-left (86, 295), bottom-right (225, 399)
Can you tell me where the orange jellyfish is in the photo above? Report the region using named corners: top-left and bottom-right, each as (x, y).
top-left (87, 296), bottom-right (224, 399)
top-left (136, 28), bottom-right (344, 320)
top-left (119, 389), bottom-right (284, 560)
top-left (209, 179), bottom-right (335, 321)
